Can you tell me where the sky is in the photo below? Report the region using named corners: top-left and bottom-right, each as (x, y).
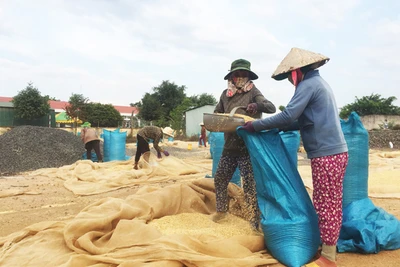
top-left (1, 0), bottom-right (399, 110)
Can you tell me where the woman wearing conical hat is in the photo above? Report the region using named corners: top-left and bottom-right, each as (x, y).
top-left (241, 48), bottom-right (348, 267)
top-left (133, 126), bottom-right (173, 170)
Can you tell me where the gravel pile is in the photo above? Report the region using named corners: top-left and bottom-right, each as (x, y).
top-left (0, 126), bottom-right (85, 176)
top-left (369, 130), bottom-right (400, 149)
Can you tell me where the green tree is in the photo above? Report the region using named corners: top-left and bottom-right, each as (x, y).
top-left (169, 98), bottom-right (193, 135)
top-left (130, 101), bottom-right (142, 108)
top-left (189, 93), bottom-right (217, 107)
top-left (65, 94), bottom-right (89, 134)
top-left (45, 95), bottom-right (60, 101)
top-left (138, 82), bottom-right (216, 128)
top-left (12, 83), bottom-right (50, 120)
top-left (339, 94), bottom-right (400, 118)
top-left (153, 80), bottom-right (186, 124)
top-left (138, 93), bottom-right (163, 123)
top-left (84, 103), bottom-right (123, 127)
top-left (139, 81), bottom-right (186, 126)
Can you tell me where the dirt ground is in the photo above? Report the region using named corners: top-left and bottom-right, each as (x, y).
top-left (0, 142), bottom-right (399, 267)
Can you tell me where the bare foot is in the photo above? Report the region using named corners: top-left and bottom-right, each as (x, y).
top-left (211, 212), bottom-right (228, 222)
top-left (303, 256), bottom-right (337, 267)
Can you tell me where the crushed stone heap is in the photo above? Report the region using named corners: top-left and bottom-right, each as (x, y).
top-left (0, 126), bottom-right (85, 175)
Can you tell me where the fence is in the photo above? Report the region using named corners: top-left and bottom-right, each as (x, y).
top-left (0, 106), bottom-right (56, 127)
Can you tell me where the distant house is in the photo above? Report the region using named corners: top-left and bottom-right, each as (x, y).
top-left (0, 96), bottom-right (139, 128)
top-left (113, 105), bottom-right (140, 128)
top-left (185, 105), bottom-right (215, 137)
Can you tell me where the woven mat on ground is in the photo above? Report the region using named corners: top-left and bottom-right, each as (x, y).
top-left (0, 179), bottom-right (277, 267)
top-left (299, 150), bottom-right (400, 199)
top-left (27, 153), bottom-right (208, 196)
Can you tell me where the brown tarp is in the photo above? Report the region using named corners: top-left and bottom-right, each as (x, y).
top-left (0, 179), bottom-right (278, 267)
top-left (28, 154), bottom-right (207, 196)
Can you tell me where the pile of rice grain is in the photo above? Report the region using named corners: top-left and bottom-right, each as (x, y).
top-left (149, 213), bottom-right (259, 238)
top-left (0, 126), bottom-right (85, 176)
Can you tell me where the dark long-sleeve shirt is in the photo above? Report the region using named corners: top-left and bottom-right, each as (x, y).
top-left (137, 126), bottom-right (164, 153)
top-left (214, 86), bottom-right (276, 156)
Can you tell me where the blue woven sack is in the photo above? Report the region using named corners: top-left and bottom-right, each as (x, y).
top-left (237, 128), bottom-right (320, 267)
top-left (208, 132), bottom-right (241, 187)
top-left (102, 129), bottom-right (111, 162)
top-left (103, 129), bottom-right (129, 162)
top-left (340, 112), bottom-right (369, 208)
top-left (338, 198), bottom-right (400, 253)
top-left (279, 131), bottom-right (301, 167)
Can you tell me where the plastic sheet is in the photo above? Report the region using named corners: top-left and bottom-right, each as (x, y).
top-left (208, 132), bottom-right (241, 186)
top-left (338, 198), bottom-right (400, 253)
top-left (82, 151), bottom-right (98, 162)
top-left (341, 112), bottom-right (369, 207)
top-left (238, 128), bottom-right (320, 267)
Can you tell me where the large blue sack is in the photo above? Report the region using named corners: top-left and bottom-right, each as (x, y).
top-left (338, 112), bottom-right (400, 253)
top-left (237, 128), bottom-right (320, 267)
top-left (338, 198), bottom-right (400, 253)
top-left (208, 132), bottom-right (241, 187)
top-left (341, 112), bottom-right (369, 208)
top-left (103, 129), bottom-right (130, 162)
top-left (279, 131), bottom-right (300, 167)
top-left (102, 129), bottom-right (111, 162)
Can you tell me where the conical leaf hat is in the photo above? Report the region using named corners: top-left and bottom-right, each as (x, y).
top-left (271, 48), bottom-right (330, 80)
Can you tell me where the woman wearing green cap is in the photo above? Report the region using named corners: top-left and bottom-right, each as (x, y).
top-left (81, 122), bottom-right (103, 162)
top-left (212, 58), bottom-right (276, 230)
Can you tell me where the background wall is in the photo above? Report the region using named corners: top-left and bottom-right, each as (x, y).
top-left (360, 115), bottom-right (400, 130)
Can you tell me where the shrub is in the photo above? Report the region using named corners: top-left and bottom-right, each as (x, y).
top-left (392, 124), bottom-right (400, 130)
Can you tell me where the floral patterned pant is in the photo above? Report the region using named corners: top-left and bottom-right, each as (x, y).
top-left (214, 154), bottom-right (260, 226)
top-left (311, 152), bottom-right (348, 246)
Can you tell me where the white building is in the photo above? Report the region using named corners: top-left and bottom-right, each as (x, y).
top-left (185, 105), bottom-right (216, 137)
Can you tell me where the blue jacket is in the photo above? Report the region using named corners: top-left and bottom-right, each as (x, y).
top-left (252, 70), bottom-right (348, 159)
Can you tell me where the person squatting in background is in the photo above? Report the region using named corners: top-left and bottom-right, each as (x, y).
top-left (241, 48), bottom-right (348, 267)
top-left (199, 122), bottom-right (207, 148)
top-left (134, 126), bottom-right (174, 170)
top-left (80, 122), bottom-right (103, 163)
top-left (212, 58), bottom-right (276, 230)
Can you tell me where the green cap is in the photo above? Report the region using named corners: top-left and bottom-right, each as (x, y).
top-left (224, 59), bottom-right (258, 80)
top-left (81, 122), bottom-right (91, 128)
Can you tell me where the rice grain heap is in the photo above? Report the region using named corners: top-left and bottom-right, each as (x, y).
top-left (149, 212), bottom-right (259, 238)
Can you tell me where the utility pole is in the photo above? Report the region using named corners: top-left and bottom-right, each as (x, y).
top-left (130, 111), bottom-right (134, 137)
